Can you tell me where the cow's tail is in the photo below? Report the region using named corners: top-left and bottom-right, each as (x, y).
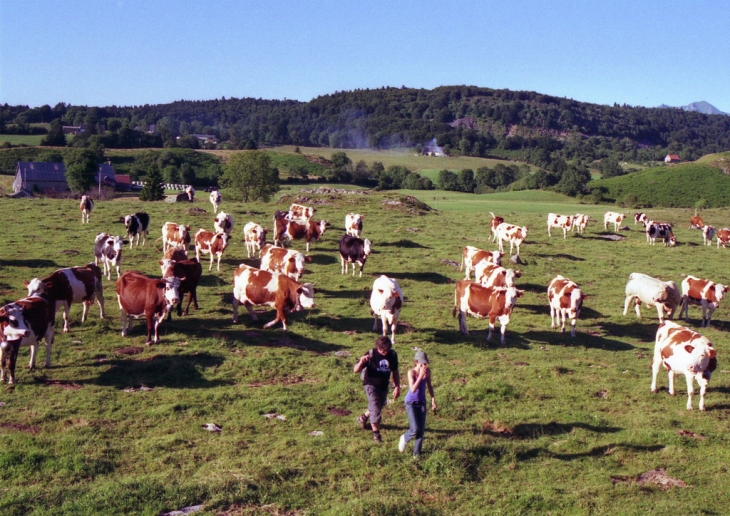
top-left (489, 211), bottom-right (496, 219)
top-left (153, 236), bottom-right (164, 252)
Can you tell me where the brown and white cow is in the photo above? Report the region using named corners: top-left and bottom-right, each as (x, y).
top-left (288, 203), bottom-right (315, 221)
top-left (116, 271), bottom-right (182, 345)
top-left (547, 275), bottom-right (584, 337)
top-left (494, 223), bottom-right (528, 256)
top-left (260, 244), bottom-right (310, 282)
top-left (243, 222), bottom-right (268, 258)
top-left (623, 272), bottom-right (680, 323)
top-left (475, 263), bottom-right (522, 288)
top-left (651, 320), bottom-right (717, 411)
top-left (162, 222), bottom-right (191, 253)
top-left (194, 229), bottom-right (230, 271)
top-left (547, 213), bottom-right (574, 238)
top-left (25, 264), bottom-right (105, 333)
top-left (163, 247), bottom-right (188, 261)
top-left (702, 225), bottom-right (716, 246)
top-left (645, 222), bottom-right (676, 246)
top-left (94, 233), bottom-right (126, 280)
top-left (603, 211), bottom-right (625, 231)
top-left (214, 212), bottom-right (234, 236)
top-left (370, 275), bottom-right (403, 343)
top-left (158, 257), bottom-right (202, 318)
top-left (716, 228), bottom-right (730, 248)
top-left (571, 214), bottom-right (590, 234)
top-left (689, 214), bottom-right (705, 230)
top-left (679, 275), bottom-right (728, 327)
top-left (274, 213), bottom-right (329, 253)
top-left (0, 295), bottom-right (55, 385)
top-left (489, 212), bottom-right (505, 242)
top-left (453, 281), bottom-right (524, 345)
top-left (634, 212), bottom-right (648, 226)
top-left (232, 264), bottom-right (315, 330)
top-left (80, 195), bottom-right (94, 224)
top-left (209, 190), bottom-right (222, 213)
top-left (345, 213), bottom-right (364, 238)
top-left (461, 246), bottom-right (503, 280)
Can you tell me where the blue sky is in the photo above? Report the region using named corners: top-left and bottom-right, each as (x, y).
top-left (1, 0), bottom-right (728, 111)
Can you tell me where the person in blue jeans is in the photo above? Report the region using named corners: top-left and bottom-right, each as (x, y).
top-left (399, 350), bottom-right (436, 456)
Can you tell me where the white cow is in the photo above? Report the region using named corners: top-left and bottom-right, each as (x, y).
top-left (547, 213), bottom-right (574, 238)
top-left (345, 213), bottom-right (364, 238)
top-left (209, 190), bottom-right (222, 213)
top-left (370, 275), bottom-right (404, 343)
top-left (547, 275), bottom-right (584, 337)
top-left (243, 222), bottom-right (268, 258)
top-left (623, 272), bottom-right (680, 323)
top-left (604, 211), bottom-right (625, 231)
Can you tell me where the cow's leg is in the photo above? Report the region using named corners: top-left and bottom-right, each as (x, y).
top-left (654, 303), bottom-right (665, 323)
top-left (682, 372), bottom-right (695, 410)
top-left (633, 299), bottom-right (643, 319)
top-left (498, 314), bottom-right (510, 345)
top-left (458, 310), bottom-right (468, 335)
top-left (305, 241), bottom-right (310, 254)
top-left (4, 344), bottom-right (20, 385)
top-left (216, 254), bottom-right (222, 272)
top-left (667, 369), bottom-right (675, 396)
top-left (372, 313), bottom-right (380, 332)
top-left (42, 330), bottom-right (53, 368)
top-left (80, 300), bottom-right (91, 324)
top-left (0, 347), bottom-right (6, 383)
top-left (622, 295), bottom-right (634, 317)
top-left (95, 283), bottom-right (105, 319)
top-left (548, 226), bottom-right (552, 238)
top-left (28, 343), bottom-right (39, 370)
top-left (650, 357), bottom-right (662, 393)
top-left (340, 256), bottom-right (346, 275)
top-left (264, 309), bottom-right (285, 330)
top-left (697, 374), bottom-right (708, 411)
top-left (209, 254), bottom-right (214, 272)
top-left (569, 313), bottom-right (576, 337)
top-left (232, 296), bottom-right (240, 323)
top-left (550, 305), bottom-right (557, 330)
top-left (145, 313), bottom-right (155, 345)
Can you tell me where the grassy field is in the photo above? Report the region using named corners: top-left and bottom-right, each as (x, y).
top-left (0, 134), bottom-right (46, 146)
top-left (2, 187), bottom-right (730, 514)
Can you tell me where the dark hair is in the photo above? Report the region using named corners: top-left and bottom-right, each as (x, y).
top-left (375, 336), bottom-right (392, 351)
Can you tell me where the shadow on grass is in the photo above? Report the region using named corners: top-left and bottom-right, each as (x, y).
top-left (429, 328), bottom-right (532, 350)
top-left (386, 272), bottom-right (453, 284)
top-left (309, 254), bottom-right (338, 266)
top-left (521, 330), bottom-right (635, 351)
top-left (315, 287), bottom-right (368, 300)
top-left (531, 253), bottom-right (586, 262)
top-left (599, 321), bottom-right (657, 343)
top-left (378, 239), bottom-right (430, 249)
top-left (517, 443), bottom-right (664, 462)
top-left (0, 259), bottom-right (59, 268)
top-left (518, 283), bottom-right (546, 294)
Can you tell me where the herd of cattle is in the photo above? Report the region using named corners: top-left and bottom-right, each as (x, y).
top-left (0, 196), bottom-right (725, 411)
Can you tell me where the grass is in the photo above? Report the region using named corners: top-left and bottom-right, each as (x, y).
top-left (2, 187), bottom-right (730, 514)
top-left (0, 134), bottom-right (45, 146)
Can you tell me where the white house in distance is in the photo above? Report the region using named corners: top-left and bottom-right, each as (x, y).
top-left (664, 154), bottom-right (681, 164)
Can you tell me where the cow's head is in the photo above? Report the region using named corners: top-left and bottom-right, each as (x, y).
top-left (159, 277), bottom-right (183, 308)
top-left (363, 239), bottom-right (373, 257)
top-left (296, 283), bottom-right (316, 310)
top-left (122, 215), bottom-right (133, 229)
top-left (158, 259), bottom-right (175, 277)
top-left (24, 278), bottom-right (45, 297)
top-left (0, 304), bottom-right (30, 343)
top-left (319, 220), bottom-right (330, 234)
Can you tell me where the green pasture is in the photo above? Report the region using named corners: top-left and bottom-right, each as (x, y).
top-left (2, 188), bottom-right (730, 514)
top-left (0, 134), bottom-right (45, 146)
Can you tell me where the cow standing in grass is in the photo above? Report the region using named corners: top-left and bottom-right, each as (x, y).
top-left (370, 275), bottom-right (403, 343)
top-left (80, 195), bottom-right (94, 224)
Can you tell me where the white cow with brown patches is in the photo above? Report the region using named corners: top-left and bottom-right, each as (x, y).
top-left (547, 275), bottom-right (584, 337)
top-left (494, 223), bottom-right (528, 256)
top-left (345, 213), bottom-right (364, 238)
top-left (461, 246), bottom-right (503, 280)
top-left (80, 195), bottom-right (94, 224)
top-left (572, 214), bottom-right (590, 234)
top-left (651, 321), bottom-right (717, 411)
top-left (603, 211), bottom-right (625, 231)
top-left (453, 281), bottom-right (524, 345)
top-left (243, 222), bottom-right (268, 258)
top-left (679, 275), bottom-right (728, 327)
top-left (260, 244), bottom-right (310, 282)
top-left (623, 272), bottom-right (680, 323)
top-left (547, 213), bottom-right (574, 238)
top-left (194, 229), bottom-right (230, 271)
top-left (489, 212), bottom-right (505, 242)
top-left (474, 262), bottom-right (521, 288)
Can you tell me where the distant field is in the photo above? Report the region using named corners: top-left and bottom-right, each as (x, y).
top-left (0, 134), bottom-right (45, 146)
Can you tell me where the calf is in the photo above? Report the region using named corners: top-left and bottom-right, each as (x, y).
top-left (94, 232), bottom-right (126, 280)
top-left (80, 195), bottom-right (94, 224)
top-left (547, 275), bottom-right (584, 337)
top-left (275, 214), bottom-right (329, 253)
top-left (339, 235), bottom-right (372, 277)
top-left (702, 225), bottom-right (716, 246)
top-left (0, 295), bottom-right (55, 385)
top-left (572, 214), bottom-right (590, 234)
top-left (116, 271), bottom-right (182, 345)
top-left (461, 246), bottom-right (503, 280)
top-left (603, 211), bottom-right (625, 231)
top-left (623, 272), bottom-right (680, 323)
top-left (345, 213), bottom-right (364, 238)
top-left (122, 212), bottom-right (150, 248)
top-left (25, 264), bottom-right (105, 333)
top-left (214, 212), bottom-right (234, 236)
top-left (370, 275), bottom-right (403, 343)
top-left (210, 190), bottom-right (222, 213)
top-left (232, 264), bottom-right (315, 330)
top-left (489, 212), bottom-right (505, 242)
top-left (494, 223), bottom-right (528, 256)
top-left (194, 229), bottom-right (230, 271)
top-left (716, 228), bottom-right (730, 248)
top-left (288, 203), bottom-right (315, 221)
top-left (679, 275), bottom-right (728, 327)
top-left (547, 213), bottom-right (574, 238)
top-left (243, 222), bottom-right (268, 258)
top-left (260, 244), bottom-right (310, 282)
top-left (453, 281), bottom-right (524, 345)
top-left (651, 321), bottom-right (717, 411)
top-left (161, 222), bottom-right (191, 253)
top-left (634, 212), bottom-right (647, 226)
top-left (158, 258), bottom-right (202, 318)
top-left (475, 263), bottom-right (521, 288)
top-left (646, 222), bottom-right (676, 246)
top-left (689, 215), bottom-right (705, 230)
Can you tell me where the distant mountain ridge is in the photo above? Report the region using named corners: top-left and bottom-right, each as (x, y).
top-left (659, 101), bottom-right (727, 115)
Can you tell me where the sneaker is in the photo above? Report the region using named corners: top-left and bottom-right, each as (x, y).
top-left (357, 414), bottom-right (369, 430)
top-left (398, 434), bottom-right (406, 453)
top-left (373, 431), bottom-right (382, 443)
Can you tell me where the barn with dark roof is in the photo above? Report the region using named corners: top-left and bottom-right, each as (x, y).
top-left (13, 162), bottom-right (69, 194)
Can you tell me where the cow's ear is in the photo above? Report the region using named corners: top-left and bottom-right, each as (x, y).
top-left (155, 281), bottom-right (167, 289)
top-left (158, 260), bottom-right (164, 265)
top-left (709, 349), bottom-right (717, 358)
top-left (304, 255), bottom-right (312, 263)
top-left (377, 289), bottom-right (384, 294)
top-left (684, 344), bottom-right (695, 354)
top-left (23, 281), bottom-right (29, 287)
top-left (516, 289), bottom-right (525, 297)
top-left (186, 225), bottom-right (191, 231)
top-left (515, 270), bottom-right (523, 277)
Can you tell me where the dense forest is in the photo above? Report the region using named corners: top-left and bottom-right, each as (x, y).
top-left (3, 86), bottom-right (730, 171)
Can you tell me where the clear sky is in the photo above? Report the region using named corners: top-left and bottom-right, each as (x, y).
top-left (1, 0), bottom-right (728, 112)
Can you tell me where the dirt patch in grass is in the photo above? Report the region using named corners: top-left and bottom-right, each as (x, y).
top-left (43, 379), bottom-right (82, 390)
top-left (482, 420), bottom-right (515, 438)
top-left (0, 422), bottom-right (41, 434)
top-left (115, 347), bottom-right (144, 355)
top-left (327, 407), bottom-right (351, 417)
top-left (611, 468), bottom-right (690, 489)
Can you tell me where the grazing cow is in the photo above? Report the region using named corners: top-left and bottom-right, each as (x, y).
top-left (345, 213), bottom-right (364, 238)
top-left (339, 235), bottom-right (372, 277)
top-left (288, 203), bottom-right (315, 221)
top-left (260, 244), bottom-right (310, 282)
top-left (651, 321), bottom-right (717, 411)
top-left (572, 214), bottom-right (590, 234)
top-left (161, 222), bottom-right (191, 253)
top-left (158, 258), bottom-right (202, 318)
top-left (122, 212), bottom-right (150, 248)
top-left (163, 247), bottom-right (188, 261)
top-left (232, 264), bottom-right (315, 330)
top-left (370, 275), bottom-right (403, 343)
top-left (547, 275), bottom-right (584, 337)
top-left (116, 271), bottom-right (182, 345)
top-left (494, 223), bottom-right (528, 256)
top-left (274, 213), bottom-right (329, 253)
top-left (194, 229), bottom-right (230, 271)
top-left (461, 246), bottom-right (503, 280)
top-left (209, 190), bottom-right (222, 213)
top-left (623, 272), bottom-right (680, 323)
top-left (453, 281), bottom-right (524, 345)
top-left (547, 213), bottom-right (574, 238)
top-left (185, 185), bottom-right (195, 202)
top-left (646, 222), bottom-right (676, 246)
top-left (25, 264), bottom-right (105, 333)
top-left (243, 222), bottom-right (268, 258)
top-left (489, 212), bottom-right (505, 242)
top-left (716, 228), bottom-right (730, 248)
top-left (603, 212), bottom-right (625, 231)
top-left (634, 212), bottom-right (648, 226)
top-left (702, 225), bottom-right (716, 246)
top-left (94, 232), bottom-right (126, 280)
top-left (475, 263), bottom-right (522, 288)
top-left (214, 212), bottom-right (234, 236)
top-left (689, 215), bottom-right (705, 230)
top-left (679, 275), bottom-right (729, 327)
top-left (80, 195), bottom-right (94, 223)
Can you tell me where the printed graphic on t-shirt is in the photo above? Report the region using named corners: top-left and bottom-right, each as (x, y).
top-left (376, 359), bottom-right (391, 373)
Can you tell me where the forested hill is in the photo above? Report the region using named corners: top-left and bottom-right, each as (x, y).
top-left (3, 86), bottom-right (730, 167)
